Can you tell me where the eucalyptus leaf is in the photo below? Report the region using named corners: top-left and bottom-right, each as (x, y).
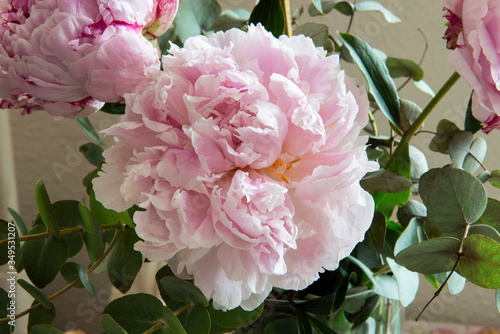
top-left (346, 295), bottom-right (380, 328)
top-left (449, 131), bottom-right (487, 173)
top-left (28, 300), bottom-right (56, 332)
top-left (174, 0), bottom-right (221, 42)
top-left (211, 9), bottom-right (250, 32)
top-left (396, 199), bottom-right (427, 229)
top-left (78, 203), bottom-right (106, 262)
top-left (103, 293), bottom-right (186, 333)
top-left (460, 234), bottom-right (500, 289)
top-left (209, 303), bottom-right (264, 329)
top-left (296, 311), bottom-right (313, 334)
top-left (340, 33), bottom-right (400, 128)
top-left (478, 198), bottom-right (500, 231)
top-left (413, 79), bottom-right (435, 97)
top-left (177, 305), bottom-right (211, 334)
top-left (420, 168), bottom-right (487, 238)
top-left (469, 224), bottom-right (500, 243)
top-left (101, 313), bottom-right (128, 334)
top-left (446, 271), bottom-right (466, 295)
top-left (354, 1), bottom-right (401, 23)
top-left (159, 276), bottom-right (208, 306)
top-left (22, 225), bottom-right (68, 288)
top-left (264, 317), bottom-right (298, 334)
top-left (365, 212), bottom-right (386, 254)
top-left (387, 58), bottom-right (423, 81)
top-left (429, 119), bottom-right (460, 153)
top-left (394, 218), bottom-right (426, 256)
top-left (249, 0), bottom-right (285, 38)
top-left (395, 237), bottom-right (460, 274)
top-left (311, 0), bottom-right (323, 13)
top-left (465, 93), bottom-right (482, 134)
top-left (293, 23), bottom-right (329, 48)
top-left (30, 325), bottom-right (65, 334)
top-left (489, 170), bottom-right (500, 188)
top-left (308, 0), bottom-right (353, 16)
top-left (387, 258), bottom-right (418, 307)
top-left (17, 279), bottom-right (51, 309)
top-left (360, 169), bottom-right (412, 194)
top-left (79, 143), bottom-right (104, 167)
top-left (34, 180), bottom-right (60, 240)
top-left (75, 117), bottom-right (106, 146)
top-left (0, 288), bottom-right (13, 334)
top-left (308, 315), bottom-right (337, 334)
top-left (7, 207), bottom-right (27, 236)
top-left (409, 145), bottom-right (429, 185)
top-left (60, 262), bottom-right (85, 289)
top-left (399, 99), bottom-right (422, 132)
top-left (107, 226), bottom-right (142, 293)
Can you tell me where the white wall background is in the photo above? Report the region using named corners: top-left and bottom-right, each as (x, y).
top-left (2, 0), bottom-right (500, 331)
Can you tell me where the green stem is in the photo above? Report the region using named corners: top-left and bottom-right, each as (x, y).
top-left (173, 303), bottom-right (191, 316)
top-left (143, 322), bottom-right (166, 334)
top-left (282, 0), bottom-right (293, 37)
top-left (0, 223), bottom-right (124, 246)
top-left (0, 226), bottom-right (123, 323)
top-left (385, 71), bottom-right (461, 170)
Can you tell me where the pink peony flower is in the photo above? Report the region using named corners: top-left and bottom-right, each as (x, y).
top-left (0, 0), bottom-right (177, 118)
top-left (94, 24), bottom-right (377, 310)
top-left (442, 0), bottom-right (500, 133)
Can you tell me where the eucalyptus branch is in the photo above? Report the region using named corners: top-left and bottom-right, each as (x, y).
top-left (143, 321), bottom-right (166, 334)
top-left (385, 71), bottom-right (461, 170)
top-left (346, 0), bottom-right (357, 34)
top-left (397, 28), bottom-right (429, 92)
top-left (0, 223), bottom-right (124, 246)
top-left (282, 0), bottom-right (293, 37)
top-left (172, 303), bottom-right (191, 316)
top-left (0, 225), bottom-right (123, 323)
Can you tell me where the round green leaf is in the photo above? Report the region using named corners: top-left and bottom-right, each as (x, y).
top-left (265, 317), bottom-right (298, 334)
top-left (17, 279), bottom-right (51, 309)
top-left (177, 305), bottom-right (211, 334)
top-left (79, 143), bottom-right (105, 167)
top-left (396, 200), bottom-right (427, 228)
top-left (22, 225), bottom-right (69, 288)
top-left (394, 218), bottom-right (426, 256)
top-left (395, 237), bottom-right (460, 274)
top-left (387, 58), bottom-right (423, 81)
top-left (103, 293), bottom-right (186, 334)
top-left (0, 287), bottom-right (15, 333)
top-left (399, 100), bottom-right (422, 132)
top-left (420, 168), bottom-right (487, 238)
top-left (387, 258), bottom-right (418, 307)
top-left (360, 169), bottom-right (412, 194)
top-left (28, 300), bottom-right (56, 332)
top-left (460, 234), bottom-right (500, 289)
top-left (490, 170), bottom-right (500, 188)
top-left (449, 131), bottom-right (487, 173)
top-left (101, 314), bottom-right (128, 334)
top-left (478, 198), bottom-right (500, 231)
top-left (429, 119), bottom-right (460, 153)
top-left (160, 276), bottom-right (208, 306)
top-left (469, 224), bottom-right (500, 243)
top-left (30, 325), bottom-right (65, 334)
top-left (60, 262), bottom-right (84, 288)
top-left (293, 22), bottom-right (329, 47)
top-left (209, 303), bottom-right (264, 329)
top-left (365, 212), bottom-right (386, 254)
top-left (249, 0), bottom-right (285, 38)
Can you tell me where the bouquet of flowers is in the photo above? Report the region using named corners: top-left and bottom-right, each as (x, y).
top-left (1, 0), bottom-right (500, 333)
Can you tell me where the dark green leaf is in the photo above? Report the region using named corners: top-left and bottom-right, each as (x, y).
top-left (211, 9), bottom-right (250, 32)
top-left (8, 207), bottom-right (27, 236)
top-left (460, 234), bottom-right (500, 289)
top-left (298, 293), bottom-right (336, 316)
top-left (399, 99), bottom-right (422, 132)
top-left (79, 143), bottom-right (104, 167)
top-left (394, 218), bottom-right (426, 256)
top-left (360, 169), bottom-right (412, 194)
top-left (296, 311), bottom-right (313, 334)
top-left (30, 325), bottom-right (64, 334)
top-left (449, 131), bottom-right (487, 173)
top-left (490, 170), bottom-right (500, 188)
top-left (90, 188), bottom-right (134, 229)
top-left (396, 200), bottom-right (427, 228)
top-left (309, 315), bottom-right (337, 334)
top-left (22, 225), bottom-right (68, 288)
top-left (329, 310), bottom-right (352, 332)
top-left (28, 300), bottom-right (56, 332)
top-left (386, 58), bottom-right (423, 80)
top-left (0, 220), bottom-right (12, 266)
top-left (0, 287), bottom-right (14, 334)
top-left (79, 203), bottom-right (106, 262)
top-left (17, 279), bottom-right (51, 309)
top-left (420, 168), bottom-right (487, 238)
top-left (249, 0), bottom-right (285, 38)
top-left (83, 168), bottom-right (99, 196)
top-left (264, 317), bottom-right (298, 334)
top-left (159, 276), bottom-right (208, 306)
top-left (101, 314), bottom-right (128, 334)
top-left (209, 303), bottom-right (264, 329)
top-left (178, 305), bottom-right (211, 334)
top-left (100, 103), bottom-right (126, 115)
top-left (465, 92), bottom-right (482, 134)
top-left (293, 23), bottom-right (329, 48)
top-left (395, 237), bottom-right (460, 274)
top-left (469, 224), bottom-right (500, 243)
top-left (60, 262), bottom-right (85, 288)
top-left (347, 295), bottom-right (379, 328)
top-left (340, 33), bottom-right (400, 128)
top-left (478, 198), bottom-right (500, 231)
top-left (103, 294), bottom-right (186, 333)
top-left (34, 180), bottom-right (60, 240)
top-left (309, 1), bottom-right (353, 16)
top-left (354, 1), bottom-right (401, 22)
top-left (365, 212), bottom-right (386, 254)
top-left (33, 200), bottom-right (84, 258)
top-left (107, 227), bottom-right (142, 293)
top-left (429, 119), bottom-right (460, 153)
top-left (77, 264), bottom-right (95, 296)
top-left (75, 117), bottom-right (106, 146)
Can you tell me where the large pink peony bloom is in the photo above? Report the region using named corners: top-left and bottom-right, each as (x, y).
top-left (443, 0), bottom-right (500, 133)
top-left (94, 25), bottom-right (378, 310)
top-left (0, 0), bottom-right (177, 118)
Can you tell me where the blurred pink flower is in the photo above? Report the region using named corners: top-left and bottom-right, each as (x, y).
top-left (94, 24), bottom-right (377, 310)
top-left (442, 0), bottom-right (500, 133)
top-left (0, 0), bottom-right (176, 118)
